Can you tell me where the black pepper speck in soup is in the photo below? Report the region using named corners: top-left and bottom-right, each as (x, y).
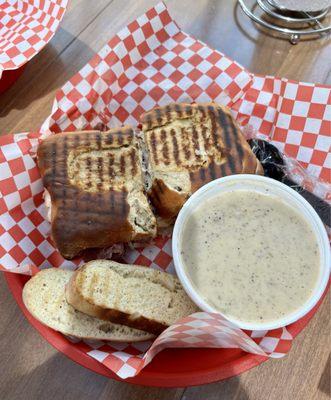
top-left (180, 190), bottom-right (320, 324)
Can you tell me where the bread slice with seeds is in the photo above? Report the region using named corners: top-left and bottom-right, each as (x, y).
top-left (65, 260), bottom-right (198, 335)
top-left (23, 268), bottom-right (154, 341)
top-left (141, 103), bottom-right (263, 224)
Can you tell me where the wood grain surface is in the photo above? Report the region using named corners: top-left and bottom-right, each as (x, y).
top-left (0, 1), bottom-right (330, 399)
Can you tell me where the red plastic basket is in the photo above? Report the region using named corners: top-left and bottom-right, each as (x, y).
top-left (4, 271), bottom-right (329, 387)
top-left (0, 65), bottom-right (26, 95)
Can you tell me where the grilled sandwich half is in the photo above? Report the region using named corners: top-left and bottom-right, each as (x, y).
top-left (37, 128), bottom-right (157, 259)
top-left (141, 103), bottom-right (263, 223)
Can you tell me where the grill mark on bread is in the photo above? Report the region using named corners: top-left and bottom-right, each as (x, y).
top-left (130, 148), bottom-right (137, 176)
top-left (150, 131), bottom-right (158, 165)
top-left (145, 113), bottom-right (153, 130)
top-left (117, 133), bottom-right (124, 145)
top-left (97, 157), bottom-right (103, 191)
top-left (62, 136), bottom-right (68, 206)
top-left (191, 125), bottom-right (200, 159)
top-left (208, 162), bottom-right (216, 180)
top-left (208, 107), bottom-right (222, 154)
top-left (217, 108), bottom-right (231, 149)
top-left (120, 154), bottom-right (126, 174)
top-left (220, 162), bottom-right (227, 176)
top-left (180, 127), bottom-right (191, 161)
top-left (108, 153), bottom-right (115, 180)
top-left (86, 135), bottom-right (91, 149)
top-left (84, 135), bottom-right (92, 190)
top-left (227, 154), bottom-right (236, 174)
top-left (199, 168), bottom-right (206, 182)
top-left (165, 104), bottom-right (172, 123)
top-left (160, 129), bottom-right (170, 165)
top-left (73, 134), bottom-right (81, 174)
top-left (73, 133), bottom-right (80, 147)
top-left (96, 132), bottom-right (102, 150)
top-left (155, 107), bottom-right (163, 126)
top-left (126, 128), bottom-right (134, 140)
top-left (85, 157), bottom-right (92, 189)
top-left (105, 133), bottom-right (113, 145)
top-left (170, 129), bottom-right (180, 165)
top-left (50, 142), bottom-right (57, 182)
top-left (174, 103), bottom-right (183, 117)
top-left (198, 106), bottom-right (207, 130)
top-left (185, 104), bottom-right (193, 116)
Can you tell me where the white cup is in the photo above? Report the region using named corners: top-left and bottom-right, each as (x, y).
top-left (172, 174), bottom-right (330, 331)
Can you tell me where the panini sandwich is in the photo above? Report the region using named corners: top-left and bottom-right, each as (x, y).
top-left (141, 103), bottom-right (263, 223)
top-left (37, 128), bottom-right (157, 259)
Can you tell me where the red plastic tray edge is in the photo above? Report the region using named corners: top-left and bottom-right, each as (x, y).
top-left (4, 272), bottom-right (329, 387)
top-left (0, 65), bottom-right (26, 95)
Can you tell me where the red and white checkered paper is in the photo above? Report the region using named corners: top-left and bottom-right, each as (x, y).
top-left (0, 0), bottom-right (68, 78)
top-left (1, 2), bottom-right (330, 379)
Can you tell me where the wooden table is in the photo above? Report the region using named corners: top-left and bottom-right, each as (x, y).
top-left (0, 1), bottom-right (330, 399)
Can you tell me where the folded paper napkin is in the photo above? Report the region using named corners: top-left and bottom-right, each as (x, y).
top-left (0, 0), bottom-right (68, 78)
top-left (0, 2), bottom-right (330, 379)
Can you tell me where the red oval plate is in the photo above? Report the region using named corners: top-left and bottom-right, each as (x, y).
top-left (5, 272), bottom-right (329, 387)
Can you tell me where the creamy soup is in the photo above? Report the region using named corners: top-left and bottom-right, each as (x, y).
top-left (180, 190), bottom-right (320, 324)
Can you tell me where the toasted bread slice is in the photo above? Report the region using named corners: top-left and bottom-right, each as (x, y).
top-left (66, 260), bottom-right (198, 335)
top-left (141, 103), bottom-right (263, 222)
top-left (23, 268), bottom-right (154, 341)
top-left (37, 128), bottom-right (157, 259)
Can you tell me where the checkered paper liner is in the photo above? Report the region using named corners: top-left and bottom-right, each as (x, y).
top-left (0, 0), bottom-right (68, 78)
top-left (1, 2), bottom-right (330, 379)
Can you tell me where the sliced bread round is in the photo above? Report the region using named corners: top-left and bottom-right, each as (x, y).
top-left (22, 268), bottom-right (154, 342)
top-left (65, 260), bottom-right (198, 335)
